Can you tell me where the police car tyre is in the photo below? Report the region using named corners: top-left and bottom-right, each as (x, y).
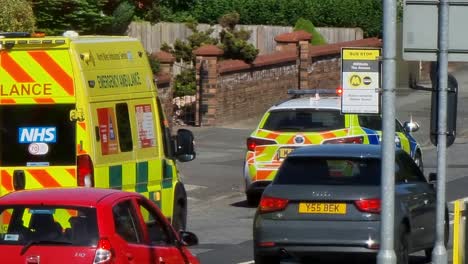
top-left (172, 184), bottom-right (187, 232)
top-left (246, 192), bottom-right (260, 207)
top-left (414, 151), bottom-right (424, 173)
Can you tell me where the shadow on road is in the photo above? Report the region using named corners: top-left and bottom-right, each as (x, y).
top-left (280, 255), bottom-right (428, 264)
top-left (230, 199), bottom-right (258, 209)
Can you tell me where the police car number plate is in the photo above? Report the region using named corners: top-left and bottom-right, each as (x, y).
top-left (277, 147), bottom-right (295, 159)
top-left (298, 203), bottom-right (346, 214)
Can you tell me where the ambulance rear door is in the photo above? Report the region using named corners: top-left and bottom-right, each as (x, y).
top-left (0, 37), bottom-right (77, 196)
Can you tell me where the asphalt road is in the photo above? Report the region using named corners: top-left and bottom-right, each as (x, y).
top-left (177, 64), bottom-right (468, 264)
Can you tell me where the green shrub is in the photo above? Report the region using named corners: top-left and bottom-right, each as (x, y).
top-left (294, 18), bottom-right (327, 46)
top-left (174, 69), bottom-right (196, 97)
top-left (0, 0), bottom-right (35, 32)
top-left (147, 53), bottom-right (161, 74)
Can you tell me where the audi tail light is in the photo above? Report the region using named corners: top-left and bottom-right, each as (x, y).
top-left (354, 198), bottom-right (381, 214)
top-left (258, 196), bottom-right (289, 214)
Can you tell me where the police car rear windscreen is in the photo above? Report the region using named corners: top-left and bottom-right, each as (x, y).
top-left (0, 104), bottom-right (76, 166)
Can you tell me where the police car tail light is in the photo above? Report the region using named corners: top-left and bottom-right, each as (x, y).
top-left (322, 136), bottom-right (363, 144)
top-left (77, 154), bottom-right (94, 187)
top-left (247, 137), bottom-right (276, 151)
top-left (259, 196), bottom-right (288, 214)
top-left (94, 238), bottom-right (113, 264)
top-left (355, 198), bottom-right (381, 214)
top-left (336, 86), bottom-right (343, 96)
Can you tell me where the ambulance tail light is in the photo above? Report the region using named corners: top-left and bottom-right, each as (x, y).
top-left (94, 238), bottom-right (114, 264)
top-left (247, 137), bottom-right (276, 151)
top-left (77, 155), bottom-right (94, 187)
top-left (323, 136), bottom-right (364, 144)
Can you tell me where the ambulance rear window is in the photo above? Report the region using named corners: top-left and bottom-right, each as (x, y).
top-left (0, 104), bottom-right (76, 166)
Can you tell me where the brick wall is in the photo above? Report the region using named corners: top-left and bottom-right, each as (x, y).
top-left (194, 32), bottom-right (382, 126)
top-left (217, 62), bottom-right (298, 123)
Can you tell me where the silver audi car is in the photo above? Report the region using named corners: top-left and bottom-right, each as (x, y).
top-left (253, 144), bottom-right (448, 264)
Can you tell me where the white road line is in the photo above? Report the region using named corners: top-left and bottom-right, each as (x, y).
top-left (237, 261), bottom-right (254, 264)
top-left (184, 184), bottom-right (207, 191)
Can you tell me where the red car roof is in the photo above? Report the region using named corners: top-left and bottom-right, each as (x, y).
top-left (0, 188), bottom-right (137, 207)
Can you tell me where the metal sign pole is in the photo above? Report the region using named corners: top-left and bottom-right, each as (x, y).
top-left (432, 0), bottom-right (449, 262)
top-left (377, 0), bottom-right (397, 263)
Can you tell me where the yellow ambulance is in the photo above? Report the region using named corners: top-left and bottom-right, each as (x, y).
top-left (0, 31), bottom-right (195, 231)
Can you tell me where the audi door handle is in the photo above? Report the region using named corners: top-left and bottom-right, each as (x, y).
top-left (126, 253), bottom-right (134, 261)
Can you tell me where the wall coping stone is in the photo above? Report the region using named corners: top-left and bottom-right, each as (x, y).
top-left (152, 51), bottom-right (175, 63)
top-left (219, 50), bottom-right (297, 74)
top-left (155, 72), bottom-right (171, 85)
top-left (194, 45), bottom-right (224, 56)
top-left (275, 30), bottom-right (312, 43)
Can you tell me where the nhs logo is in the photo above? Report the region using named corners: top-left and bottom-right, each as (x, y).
top-left (18, 127), bottom-right (57, 143)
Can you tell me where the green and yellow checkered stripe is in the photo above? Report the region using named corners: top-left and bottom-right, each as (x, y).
top-left (94, 159), bottom-right (177, 218)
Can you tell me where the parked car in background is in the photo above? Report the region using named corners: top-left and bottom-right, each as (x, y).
top-left (0, 188), bottom-right (200, 264)
top-left (244, 90), bottom-right (422, 205)
top-left (253, 144), bottom-right (447, 264)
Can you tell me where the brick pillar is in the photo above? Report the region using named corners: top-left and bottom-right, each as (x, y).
top-left (194, 45), bottom-right (224, 126)
top-left (152, 51), bottom-right (175, 128)
top-left (298, 40), bottom-right (311, 89)
top-left (275, 30), bottom-right (312, 89)
top-left (153, 51), bottom-right (175, 74)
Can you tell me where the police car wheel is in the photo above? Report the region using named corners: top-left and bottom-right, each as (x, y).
top-left (246, 192), bottom-right (260, 207)
top-left (414, 151), bottom-right (424, 173)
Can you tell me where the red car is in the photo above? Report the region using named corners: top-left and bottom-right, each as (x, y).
top-left (0, 188), bottom-right (200, 264)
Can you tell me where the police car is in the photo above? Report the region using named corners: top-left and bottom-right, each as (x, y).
top-left (243, 89), bottom-right (422, 205)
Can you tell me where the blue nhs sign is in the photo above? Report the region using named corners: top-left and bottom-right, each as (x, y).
top-left (18, 127), bottom-right (57, 143)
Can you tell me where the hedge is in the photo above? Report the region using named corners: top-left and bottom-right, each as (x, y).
top-left (185, 0), bottom-right (383, 37)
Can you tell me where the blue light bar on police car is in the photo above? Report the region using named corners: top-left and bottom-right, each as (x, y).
top-left (287, 89), bottom-right (340, 96)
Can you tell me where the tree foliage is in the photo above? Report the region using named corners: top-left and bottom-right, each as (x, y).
top-left (32, 0), bottom-right (158, 35)
top-left (294, 18), bottom-right (327, 46)
top-left (33, 0), bottom-right (111, 35)
top-left (161, 21), bottom-right (217, 63)
top-left (162, 0), bottom-right (383, 37)
top-left (0, 0), bottom-right (35, 32)
top-left (218, 12), bottom-right (258, 63)
top-left (106, 1), bottom-right (136, 34)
